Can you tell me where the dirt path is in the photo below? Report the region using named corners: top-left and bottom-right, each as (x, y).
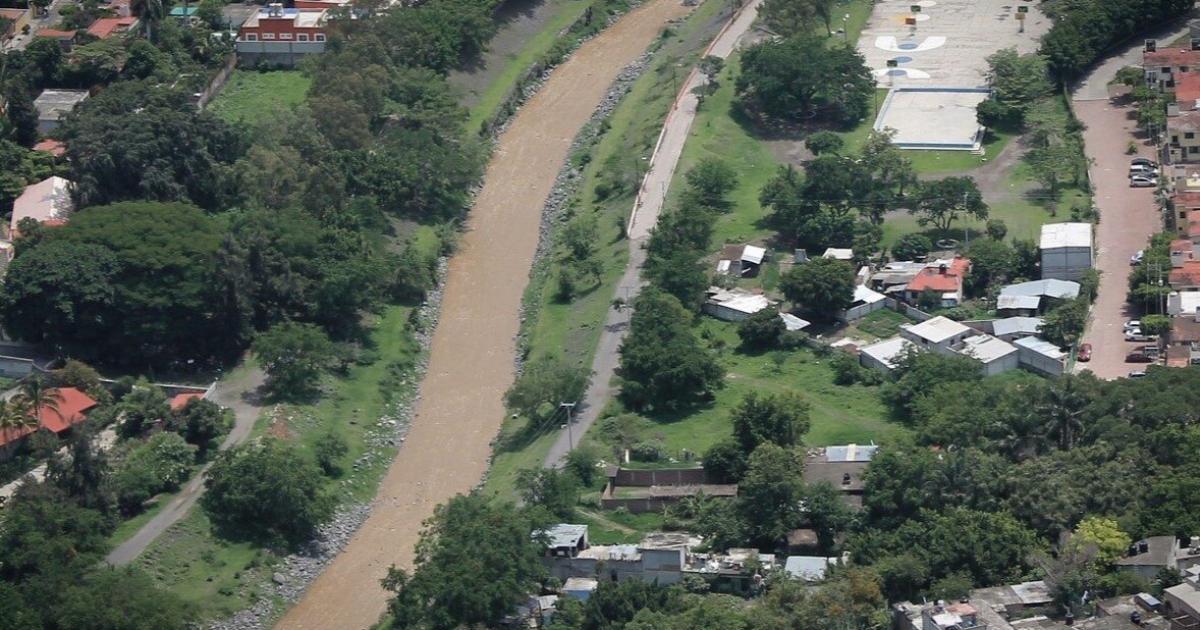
top-left (542, 0), bottom-right (762, 469)
top-left (274, 2), bottom-right (693, 627)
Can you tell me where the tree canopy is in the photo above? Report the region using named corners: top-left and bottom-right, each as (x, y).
top-left (617, 290), bottom-right (724, 412)
top-left (736, 35), bottom-right (873, 127)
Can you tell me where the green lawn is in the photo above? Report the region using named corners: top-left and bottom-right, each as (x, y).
top-left (136, 510), bottom-right (279, 621)
top-left (847, 308), bottom-right (912, 341)
top-left (463, 0), bottom-right (593, 132)
top-left (485, 0), bottom-right (739, 499)
top-left (209, 70), bottom-right (311, 126)
top-left (646, 320), bottom-right (905, 457)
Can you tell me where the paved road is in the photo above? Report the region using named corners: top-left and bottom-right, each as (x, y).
top-left (543, 0), bottom-right (763, 468)
top-left (275, 2), bottom-right (693, 628)
top-left (105, 367), bottom-right (265, 566)
top-left (3, 0), bottom-right (73, 51)
top-left (1068, 22), bottom-right (1191, 380)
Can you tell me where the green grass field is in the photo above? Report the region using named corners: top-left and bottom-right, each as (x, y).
top-left (136, 510), bottom-right (279, 620)
top-left (848, 308), bottom-right (912, 341)
top-left (484, 0), bottom-right (738, 500)
top-left (627, 320), bottom-right (906, 459)
top-left (209, 70), bottom-right (311, 126)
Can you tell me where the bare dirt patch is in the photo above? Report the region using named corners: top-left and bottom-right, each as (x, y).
top-left (274, 1), bottom-right (694, 628)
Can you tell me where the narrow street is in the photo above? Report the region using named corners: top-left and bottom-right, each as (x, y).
top-left (543, 0), bottom-right (762, 468)
top-left (1070, 23), bottom-right (1190, 379)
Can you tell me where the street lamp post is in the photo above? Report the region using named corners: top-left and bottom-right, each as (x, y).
top-left (560, 402), bottom-right (577, 450)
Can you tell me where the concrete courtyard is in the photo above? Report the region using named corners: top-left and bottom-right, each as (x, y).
top-left (856, 0), bottom-right (1050, 88)
top-left (875, 87), bottom-right (989, 149)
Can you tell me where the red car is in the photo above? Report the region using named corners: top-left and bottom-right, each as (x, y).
top-left (1077, 343), bottom-right (1092, 362)
top-left (1125, 352), bottom-right (1153, 363)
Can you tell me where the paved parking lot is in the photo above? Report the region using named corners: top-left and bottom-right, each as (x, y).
top-left (1073, 100), bottom-right (1160, 379)
top-left (856, 0), bottom-right (1049, 87)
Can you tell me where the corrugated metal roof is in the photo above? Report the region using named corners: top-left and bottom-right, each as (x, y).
top-left (825, 444), bottom-right (877, 462)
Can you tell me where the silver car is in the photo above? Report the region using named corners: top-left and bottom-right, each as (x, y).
top-left (1130, 175), bottom-right (1158, 188)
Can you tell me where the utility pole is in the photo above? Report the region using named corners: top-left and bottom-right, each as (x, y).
top-left (560, 402), bottom-right (577, 450)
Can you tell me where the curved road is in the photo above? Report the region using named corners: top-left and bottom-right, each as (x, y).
top-left (544, 0), bottom-right (763, 468)
top-left (275, 1), bottom-right (693, 627)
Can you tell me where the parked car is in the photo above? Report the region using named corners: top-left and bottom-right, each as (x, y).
top-left (1125, 331), bottom-right (1158, 342)
top-left (1131, 175), bottom-right (1158, 188)
top-left (1126, 352), bottom-right (1153, 363)
top-left (1131, 157), bottom-right (1159, 168)
top-left (1125, 319), bottom-right (1141, 330)
top-left (1129, 164), bottom-right (1160, 176)
top-left (1142, 344), bottom-right (1161, 358)
top-left (1078, 343), bottom-right (1092, 362)
top-left (1130, 251), bottom-right (1144, 265)
top-left (1128, 370), bottom-right (1148, 378)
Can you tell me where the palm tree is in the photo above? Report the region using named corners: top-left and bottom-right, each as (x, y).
top-left (17, 375), bottom-right (63, 423)
top-left (1038, 376), bottom-right (1093, 452)
top-left (0, 396), bottom-right (37, 435)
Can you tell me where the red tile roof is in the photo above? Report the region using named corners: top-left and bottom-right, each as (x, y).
top-left (1146, 49), bottom-right (1200, 68)
top-left (169, 392), bottom-right (204, 411)
top-left (32, 139), bottom-right (65, 157)
top-left (86, 16), bottom-right (137, 39)
top-left (1179, 73), bottom-right (1200, 107)
top-left (36, 28), bottom-right (77, 39)
top-left (0, 387), bottom-right (97, 448)
top-left (1171, 260), bottom-right (1200, 287)
top-left (1175, 192), bottom-right (1200, 210)
top-left (906, 258), bottom-right (970, 294)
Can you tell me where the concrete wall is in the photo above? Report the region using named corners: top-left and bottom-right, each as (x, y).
top-left (614, 467), bottom-right (708, 487)
top-left (839, 298), bottom-right (886, 323)
top-left (701, 303), bottom-right (752, 322)
top-left (0, 355), bottom-right (34, 379)
top-left (1041, 246), bottom-right (1093, 281)
top-left (979, 352), bottom-right (1020, 377)
top-left (1017, 346), bottom-right (1065, 376)
top-left (236, 40), bottom-right (325, 68)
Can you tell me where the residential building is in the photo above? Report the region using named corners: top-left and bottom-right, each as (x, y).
top-left (1167, 316), bottom-right (1200, 367)
top-left (168, 392), bottom-right (204, 411)
top-left (236, 4), bottom-right (329, 68)
top-left (1165, 565), bottom-right (1200, 629)
top-left (989, 316), bottom-right (1044, 341)
top-left (901, 316), bottom-right (974, 354)
top-left (541, 524), bottom-right (589, 558)
top-left (0, 387), bottom-right (98, 454)
top-left (955, 334), bottom-right (1018, 376)
top-left (0, 8), bottom-right (31, 40)
top-left (11, 176), bottom-right (74, 238)
top-left (858, 336), bottom-right (916, 373)
top-left (34, 28), bottom-right (78, 50)
top-left (998, 279), bottom-right (1082, 315)
top-left (837, 284), bottom-right (887, 322)
top-left (561, 578), bottom-right (597, 602)
top-left (869, 260), bottom-right (927, 294)
top-left (1013, 336), bottom-right (1067, 376)
top-left (904, 257), bottom-right (971, 307)
top-left (1169, 290), bottom-right (1200, 317)
top-left (702, 286), bottom-right (773, 322)
top-left (716, 244), bottom-right (766, 277)
top-left (168, 5), bottom-right (200, 23)
top-left (1145, 48), bottom-right (1200, 89)
top-left (33, 89), bottom-right (89, 134)
top-left (31, 139), bottom-right (65, 157)
top-left (86, 16), bottom-right (139, 39)
top-left (294, 0), bottom-right (352, 9)
top-left (1170, 109), bottom-right (1200, 163)
top-left (1040, 222), bottom-right (1093, 281)
top-left (822, 247), bottom-right (853, 261)
top-left (1173, 192), bottom-right (1200, 235)
top-left (783, 555), bottom-right (842, 582)
top-left (802, 444), bottom-right (877, 509)
top-left (1117, 535), bottom-right (1200, 581)
top-left (1179, 70), bottom-right (1200, 109)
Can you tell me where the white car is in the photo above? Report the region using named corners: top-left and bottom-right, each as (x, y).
top-left (1125, 319), bottom-right (1141, 331)
top-left (1130, 250), bottom-right (1144, 265)
top-left (1130, 175), bottom-right (1158, 188)
top-left (1129, 164), bottom-right (1160, 176)
top-left (1128, 370), bottom-right (1148, 378)
top-left (1125, 330), bottom-right (1157, 342)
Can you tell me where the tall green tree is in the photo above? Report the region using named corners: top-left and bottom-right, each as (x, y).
top-left (201, 439), bottom-right (333, 547)
top-left (383, 494), bottom-right (545, 630)
top-left (617, 290), bottom-right (724, 411)
top-left (910, 176), bottom-right (988, 235)
top-left (779, 257), bottom-right (855, 320)
top-left (252, 322), bottom-right (337, 401)
top-left (736, 35), bottom-right (873, 126)
top-left (730, 391), bottom-right (811, 454)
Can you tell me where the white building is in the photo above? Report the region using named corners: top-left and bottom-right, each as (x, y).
top-left (900, 316), bottom-right (973, 355)
top-left (1013, 336), bottom-right (1066, 376)
top-left (1039, 223), bottom-right (1093, 282)
top-left (858, 337), bottom-right (916, 373)
top-left (954, 334), bottom-right (1019, 376)
top-left (702, 287), bottom-right (773, 322)
top-left (990, 317), bottom-right (1044, 341)
top-left (33, 89), bottom-right (89, 134)
top-left (837, 284), bottom-right (887, 323)
top-left (10, 176), bottom-right (74, 237)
